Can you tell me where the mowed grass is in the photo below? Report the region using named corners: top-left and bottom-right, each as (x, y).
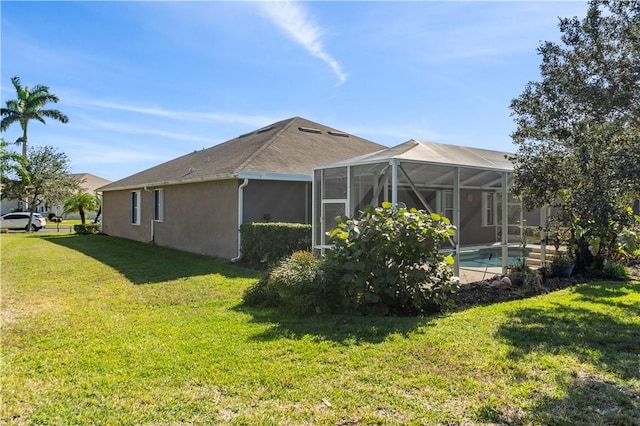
top-left (1, 233), bottom-right (639, 425)
top-left (44, 219), bottom-right (82, 230)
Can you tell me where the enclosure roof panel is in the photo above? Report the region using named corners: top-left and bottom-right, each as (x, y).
top-left (319, 140), bottom-right (514, 172)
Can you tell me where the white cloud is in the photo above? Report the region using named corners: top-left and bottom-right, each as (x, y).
top-left (261, 1), bottom-right (347, 84)
top-left (73, 99), bottom-right (278, 128)
top-left (76, 115), bottom-right (214, 145)
top-left (65, 140), bottom-right (168, 165)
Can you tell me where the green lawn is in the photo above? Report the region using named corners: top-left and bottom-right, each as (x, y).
top-left (2, 233), bottom-right (639, 425)
top-left (44, 218), bottom-right (82, 231)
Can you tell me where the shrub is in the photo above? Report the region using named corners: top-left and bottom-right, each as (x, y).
top-left (241, 251), bottom-right (330, 316)
top-left (73, 224), bottom-right (101, 234)
top-left (602, 261), bottom-right (629, 280)
top-left (240, 223), bottom-right (311, 267)
top-left (615, 212), bottom-right (640, 263)
top-left (267, 251), bottom-right (324, 316)
top-left (507, 257), bottom-right (531, 285)
top-left (242, 274), bottom-right (281, 308)
top-left (325, 202), bottom-right (458, 315)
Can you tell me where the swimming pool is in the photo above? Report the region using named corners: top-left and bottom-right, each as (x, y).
top-left (458, 247), bottom-right (530, 268)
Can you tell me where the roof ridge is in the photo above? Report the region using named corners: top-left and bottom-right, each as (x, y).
top-left (458, 145), bottom-right (504, 168)
top-left (414, 139), bottom-right (509, 156)
top-left (235, 117), bottom-right (299, 172)
top-left (395, 139), bottom-right (420, 154)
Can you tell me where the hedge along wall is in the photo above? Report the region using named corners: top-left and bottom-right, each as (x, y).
top-left (240, 222), bottom-right (312, 266)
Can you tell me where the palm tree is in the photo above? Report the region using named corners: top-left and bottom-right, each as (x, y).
top-left (63, 190), bottom-right (100, 225)
top-left (1, 76), bottom-right (69, 159)
top-left (0, 138), bottom-right (28, 185)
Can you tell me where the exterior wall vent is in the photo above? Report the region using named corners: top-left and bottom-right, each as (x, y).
top-left (328, 130), bottom-right (350, 137)
top-left (298, 127), bottom-right (322, 134)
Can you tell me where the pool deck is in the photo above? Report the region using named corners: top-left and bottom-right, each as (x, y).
top-left (458, 266), bottom-right (504, 284)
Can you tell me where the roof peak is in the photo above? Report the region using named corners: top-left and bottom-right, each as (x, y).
top-left (99, 116), bottom-right (384, 192)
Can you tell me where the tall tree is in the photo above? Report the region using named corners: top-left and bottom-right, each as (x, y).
top-left (510, 0), bottom-right (640, 270)
top-left (0, 138), bottom-right (28, 189)
top-left (3, 146), bottom-right (79, 232)
top-left (1, 76), bottom-right (69, 159)
top-left (63, 190), bottom-right (100, 225)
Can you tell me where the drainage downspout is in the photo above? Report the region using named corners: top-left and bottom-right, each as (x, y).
top-left (143, 186), bottom-right (154, 242)
top-left (231, 178), bottom-right (249, 262)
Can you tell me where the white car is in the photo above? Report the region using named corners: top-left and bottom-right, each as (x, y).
top-left (0, 212), bottom-right (47, 231)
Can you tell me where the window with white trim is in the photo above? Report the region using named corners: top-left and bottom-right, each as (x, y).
top-left (130, 190), bottom-right (141, 225)
top-left (153, 189), bottom-right (164, 221)
top-left (482, 191), bottom-right (496, 226)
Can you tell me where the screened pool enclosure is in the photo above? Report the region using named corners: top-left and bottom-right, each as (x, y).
top-left (313, 140), bottom-right (545, 278)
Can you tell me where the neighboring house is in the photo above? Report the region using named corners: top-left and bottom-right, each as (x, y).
top-left (98, 117), bottom-right (385, 260)
top-left (0, 194), bottom-right (21, 216)
top-left (0, 173), bottom-right (110, 217)
top-left (54, 173), bottom-right (112, 220)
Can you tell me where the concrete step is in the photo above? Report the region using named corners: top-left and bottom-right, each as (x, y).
top-left (525, 245), bottom-right (565, 267)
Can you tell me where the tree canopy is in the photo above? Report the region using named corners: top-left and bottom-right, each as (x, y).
top-left (510, 0), bottom-right (640, 269)
top-left (63, 190), bottom-right (100, 225)
top-left (0, 138), bottom-right (28, 190)
top-left (1, 76), bottom-right (69, 159)
top-left (3, 146), bottom-right (79, 231)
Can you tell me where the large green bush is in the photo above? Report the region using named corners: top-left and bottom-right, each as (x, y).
top-left (601, 261), bottom-right (629, 280)
top-left (241, 251), bottom-right (333, 316)
top-left (240, 222), bottom-right (311, 267)
top-left (325, 202), bottom-right (458, 314)
top-left (616, 211), bottom-right (640, 263)
top-left (242, 204), bottom-right (459, 316)
top-left (241, 273), bottom-right (281, 308)
top-left (267, 251), bottom-right (325, 316)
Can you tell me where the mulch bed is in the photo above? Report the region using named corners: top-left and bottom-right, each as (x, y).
top-left (453, 264), bottom-right (639, 309)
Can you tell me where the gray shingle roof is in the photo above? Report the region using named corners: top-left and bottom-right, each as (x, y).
top-left (71, 173), bottom-right (111, 193)
top-left (99, 117), bottom-right (385, 191)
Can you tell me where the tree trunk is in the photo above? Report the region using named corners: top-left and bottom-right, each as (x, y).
top-left (21, 126), bottom-right (28, 159)
top-left (21, 132), bottom-right (29, 210)
top-left (25, 204), bottom-right (37, 233)
top-left (93, 205), bottom-right (102, 224)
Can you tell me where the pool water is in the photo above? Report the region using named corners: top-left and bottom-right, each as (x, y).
top-left (458, 248), bottom-right (529, 268)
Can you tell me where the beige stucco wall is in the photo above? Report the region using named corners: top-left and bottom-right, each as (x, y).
top-left (102, 179), bottom-right (239, 259)
top-left (102, 189), bottom-right (149, 242)
top-left (458, 189), bottom-right (497, 246)
top-left (101, 178), bottom-right (313, 260)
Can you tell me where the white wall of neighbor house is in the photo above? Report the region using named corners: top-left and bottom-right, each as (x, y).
top-left (0, 199), bottom-right (23, 215)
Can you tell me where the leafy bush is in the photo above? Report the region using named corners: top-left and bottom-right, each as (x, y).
top-left (602, 261), bottom-right (629, 280)
top-left (325, 202), bottom-right (458, 315)
top-left (615, 212), bottom-right (640, 263)
top-left (241, 251), bottom-right (331, 316)
top-left (73, 224), bottom-right (101, 234)
top-left (241, 274), bottom-right (281, 308)
top-left (240, 222), bottom-right (311, 267)
top-left (267, 251), bottom-right (325, 316)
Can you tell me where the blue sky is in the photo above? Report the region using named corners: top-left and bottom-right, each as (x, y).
top-left (1, 1), bottom-right (589, 182)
